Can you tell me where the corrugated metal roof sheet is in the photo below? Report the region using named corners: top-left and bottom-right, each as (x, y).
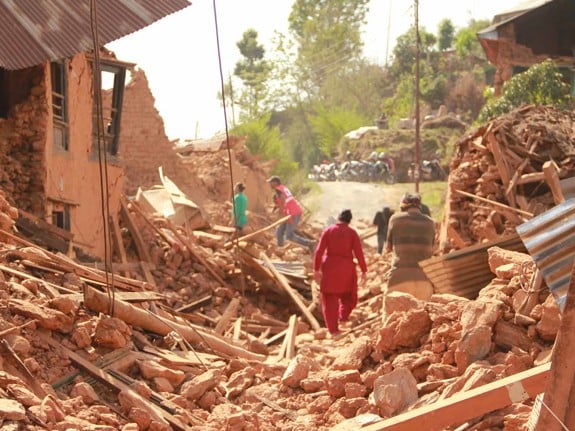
top-left (420, 234), bottom-right (527, 299)
top-left (0, 0), bottom-right (191, 70)
top-left (516, 198), bottom-right (575, 311)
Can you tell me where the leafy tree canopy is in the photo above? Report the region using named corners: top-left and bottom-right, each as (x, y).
top-left (437, 19), bottom-right (455, 51)
top-left (233, 29), bottom-right (271, 120)
top-left (478, 59), bottom-right (572, 122)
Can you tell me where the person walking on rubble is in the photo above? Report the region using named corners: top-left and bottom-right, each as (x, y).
top-left (313, 208), bottom-right (367, 336)
top-left (267, 175), bottom-right (315, 251)
top-left (232, 182), bottom-right (248, 233)
top-left (385, 192), bottom-right (435, 301)
top-left (372, 206), bottom-right (394, 254)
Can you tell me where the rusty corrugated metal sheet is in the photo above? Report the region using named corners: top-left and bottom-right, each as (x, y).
top-left (0, 0), bottom-right (191, 70)
top-left (420, 234), bottom-right (527, 299)
top-left (516, 198), bottom-right (575, 310)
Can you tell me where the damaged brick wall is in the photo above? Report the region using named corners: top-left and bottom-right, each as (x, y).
top-left (0, 65), bottom-right (47, 214)
top-left (117, 69), bottom-right (206, 202)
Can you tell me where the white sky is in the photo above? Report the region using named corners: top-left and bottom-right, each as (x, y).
top-left (106, 0), bottom-right (520, 140)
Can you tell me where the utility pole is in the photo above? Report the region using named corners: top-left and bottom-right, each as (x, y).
top-left (414, 0), bottom-right (421, 193)
top-left (385, 0), bottom-right (392, 65)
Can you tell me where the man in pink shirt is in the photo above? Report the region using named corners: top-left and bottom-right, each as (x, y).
top-left (267, 176), bottom-right (315, 251)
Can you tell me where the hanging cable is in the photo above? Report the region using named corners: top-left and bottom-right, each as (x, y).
top-left (90, 0), bottom-right (116, 315)
top-left (210, 0), bottom-right (246, 295)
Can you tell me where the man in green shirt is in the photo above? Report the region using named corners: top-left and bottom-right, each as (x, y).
top-left (232, 182), bottom-right (248, 231)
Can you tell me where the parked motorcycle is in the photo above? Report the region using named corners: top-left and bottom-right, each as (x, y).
top-left (309, 161), bottom-right (339, 181)
top-left (407, 159), bottom-right (446, 182)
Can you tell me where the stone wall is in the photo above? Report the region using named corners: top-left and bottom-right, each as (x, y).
top-left (0, 65), bottom-right (47, 214)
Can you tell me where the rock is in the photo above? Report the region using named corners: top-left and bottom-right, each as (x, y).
top-left (332, 336), bottom-right (372, 371)
top-left (369, 367), bottom-right (418, 417)
top-left (0, 398), bottom-right (26, 420)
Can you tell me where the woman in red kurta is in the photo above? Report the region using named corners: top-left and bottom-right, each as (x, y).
top-left (313, 209), bottom-right (367, 335)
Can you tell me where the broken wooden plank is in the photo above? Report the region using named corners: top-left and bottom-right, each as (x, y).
top-left (175, 294), bottom-right (212, 313)
top-left (361, 362), bottom-right (550, 431)
top-left (486, 134), bottom-right (512, 185)
top-left (285, 314), bottom-right (298, 360)
top-left (505, 158), bottom-right (529, 202)
top-left (516, 172), bottom-right (546, 185)
top-left (214, 297), bottom-right (240, 335)
top-left (260, 252), bottom-right (321, 331)
top-left (120, 196), bottom-right (154, 266)
top-left (109, 214), bottom-right (130, 277)
top-left (223, 215), bottom-right (291, 249)
top-left (453, 189), bottom-right (533, 219)
top-left (542, 159), bottom-right (565, 205)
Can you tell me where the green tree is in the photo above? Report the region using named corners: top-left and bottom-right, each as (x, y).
top-left (233, 29), bottom-right (271, 120)
top-left (389, 26), bottom-right (437, 79)
top-left (478, 59), bottom-right (572, 122)
top-left (232, 114), bottom-right (298, 178)
top-left (454, 19), bottom-right (490, 60)
top-left (287, 0), bottom-right (369, 99)
top-left (437, 19), bottom-right (455, 51)
top-left (309, 106), bottom-right (365, 158)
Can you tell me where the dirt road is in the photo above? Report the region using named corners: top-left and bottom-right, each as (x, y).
top-left (302, 181), bottom-right (411, 248)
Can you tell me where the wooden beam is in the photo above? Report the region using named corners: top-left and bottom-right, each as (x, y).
top-left (223, 215), bottom-right (291, 249)
top-left (119, 197), bottom-right (153, 266)
top-left (109, 214), bottom-right (130, 277)
top-left (542, 160), bottom-right (565, 205)
top-left (83, 286), bottom-right (265, 362)
top-left (516, 172), bottom-right (546, 185)
top-left (214, 298), bottom-right (240, 335)
top-left (260, 252), bottom-right (321, 331)
top-left (534, 263), bottom-right (575, 430)
top-left (453, 189), bottom-right (533, 219)
top-left (505, 158), bottom-right (529, 202)
top-left (486, 133), bottom-right (515, 206)
top-left (175, 294), bottom-right (212, 313)
top-left (285, 314), bottom-right (298, 360)
top-left (361, 362), bottom-right (550, 431)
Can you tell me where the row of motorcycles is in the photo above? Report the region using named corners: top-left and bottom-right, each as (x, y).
top-left (309, 156), bottom-right (396, 184)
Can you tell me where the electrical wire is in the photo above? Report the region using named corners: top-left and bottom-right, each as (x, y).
top-left (210, 0), bottom-right (247, 297)
top-left (90, 0), bottom-right (115, 316)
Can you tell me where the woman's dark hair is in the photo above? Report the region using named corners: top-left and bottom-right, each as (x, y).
top-left (235, 182), bottom-right (245, 192)
top-left (338, 208), bottom-right (352, 223)
top-left (382, 206), bottom-right (392, 218)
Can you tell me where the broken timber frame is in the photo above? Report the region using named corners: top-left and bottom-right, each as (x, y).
top-left (260, 252), bottom-right (321, 331)
top-left (361, 362), bottom-right (550, 431)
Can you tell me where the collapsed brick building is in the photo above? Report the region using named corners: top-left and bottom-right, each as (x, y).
top-left (0, 0), bottom-right (191, 259)
top-left (2, 1), bottom-right (575, 431)
top-left (478, 0), bottom-right (575, 95)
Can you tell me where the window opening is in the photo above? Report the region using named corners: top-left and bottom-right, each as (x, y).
top-left (51, 61), bottom-right (69, 151)
top-left (94, 63), bottom-right (126, 156)
top-left (51, 204), bottom-right (71, 231)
